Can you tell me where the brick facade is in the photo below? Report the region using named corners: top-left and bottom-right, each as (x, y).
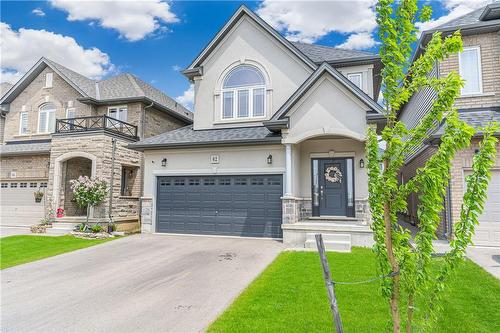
top-left (0, 155), bottom-right (50, 181)
top-left (400, 31), bottom-right (500, 238)
top-left (439, 32), bottom-right (500, 109)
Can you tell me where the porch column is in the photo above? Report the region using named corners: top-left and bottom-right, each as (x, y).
top-left (285, 143), bottom-right (292, 197)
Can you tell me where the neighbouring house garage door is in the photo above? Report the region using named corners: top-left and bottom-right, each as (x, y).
top-left (466, 170), bottom-right (500, 247)
top-left (0, 181), bottom-right (47, 227)
top-left (156, 175), bottom-right (283, 238)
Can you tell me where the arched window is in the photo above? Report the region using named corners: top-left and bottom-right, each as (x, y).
top-left (222, 65), bottom-right (266, 119)
top-left (38, 103), bottom-right (56, 133)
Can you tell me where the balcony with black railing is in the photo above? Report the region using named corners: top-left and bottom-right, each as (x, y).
top-left (55, 115), bottom-right (138, 140)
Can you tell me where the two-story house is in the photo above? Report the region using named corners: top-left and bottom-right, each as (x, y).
top-left (0, 57), bottom-right (192, 233)
top-left (399, 3), bottom-right (500, 247)
top-left (130, 6), bottom-right (385, 250)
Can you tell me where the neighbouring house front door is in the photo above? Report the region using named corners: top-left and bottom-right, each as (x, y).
top-left (312, 158), bottom-right (354, 217)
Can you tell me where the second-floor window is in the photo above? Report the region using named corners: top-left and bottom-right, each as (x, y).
top-left (38, 103), bottom-right (56, 133)
top-left (19, 112), bottom-right (28, 135)
top-left (108, 106), bottom-right (127, 122)
top-left (459, 46), bottom-right (482, 95)
top-left (222, 65), bottom-right (266, 120)
top-left (347, 73), bottom-right (363, 90)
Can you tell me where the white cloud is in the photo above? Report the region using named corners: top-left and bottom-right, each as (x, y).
top-left (50, 0), bottom-right (179, 41)
top-left (257, 0), bottom-right (377, 43)
top-left (32, 8), bottom-right (46, 17)
top-left (337, 32), bottom-right (378, 50)
top-left (176, 84), bottom-right (194, 111)
top-left (0, 22), bottom-right (113, 84)
top-left (171, 64), bottom-right (181, 72)
top-left (416, 0), bottom-right (492, 33)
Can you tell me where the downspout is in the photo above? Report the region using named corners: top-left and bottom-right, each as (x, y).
top-left (138, 101), bottom-right (154, 227)
top-left (108, 137), bottom-right (117, 232)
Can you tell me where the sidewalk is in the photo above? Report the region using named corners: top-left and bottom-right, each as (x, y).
top-left (399, 220), bottom-right (500, 279)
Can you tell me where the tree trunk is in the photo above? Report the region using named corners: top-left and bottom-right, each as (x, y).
top-left (383, 158), bottom-right (401, 333)
top-left (86, 204), bottom-right (90, 226)
top-left (406, 294), bottom-right (414, 333)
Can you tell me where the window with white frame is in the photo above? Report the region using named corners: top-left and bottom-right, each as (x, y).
top-left (221, 65), bottom-right (266, 120)
top-left (347, 73), bottom-right (363, 89)
top-left (19, 112), bottom-right (28, 135)
top-left (108, 106), bottom-right (128, 126)
top-left (459, 46), bottom-right (482, 95)
top-left (38, 103), bottom-right (56, 133)
top-left (45, 72), bottom-right (53, 88)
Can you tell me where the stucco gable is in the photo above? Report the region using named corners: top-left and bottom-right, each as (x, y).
top-left (183, 5), bottom-right (317, 78)
top-left (282, 73), bottom-right (373, 143)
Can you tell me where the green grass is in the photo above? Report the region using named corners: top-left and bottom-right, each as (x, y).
top-left (0, 235), bottom-right (114, 269)
top-left (208, 248), bottom-right (500, 333)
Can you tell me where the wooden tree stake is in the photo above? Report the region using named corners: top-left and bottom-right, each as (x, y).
top-left (315, 234), bottom-right (344, 333)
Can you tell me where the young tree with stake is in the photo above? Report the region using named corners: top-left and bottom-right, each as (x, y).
top-left (367, 1), bottom-right (498, 332)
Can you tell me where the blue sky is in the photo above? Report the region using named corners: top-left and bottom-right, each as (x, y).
top-left (0, 1), bottom-right (491, 109)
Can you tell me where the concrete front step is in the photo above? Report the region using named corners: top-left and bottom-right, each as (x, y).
top-left (305, 239), bottom-right (351, 252)
top-left (305, 233), bottom-right (352, 252)
top-left (306, 232), bottom-right (351, 243)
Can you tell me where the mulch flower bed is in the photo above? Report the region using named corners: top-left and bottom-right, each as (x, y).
top-left (71, 231), bottom-right (114, 240)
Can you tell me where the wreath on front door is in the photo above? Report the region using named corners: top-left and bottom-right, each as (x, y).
top-left (325, 166), bottom-right (342, 183)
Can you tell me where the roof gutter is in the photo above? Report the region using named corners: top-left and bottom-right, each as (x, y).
top-left (129, 137), bottom-right (283, 151)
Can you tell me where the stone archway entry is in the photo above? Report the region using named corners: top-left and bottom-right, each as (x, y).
top-left (63, 157), bottom-right (93, 216)
top-left (52, 152), bottom-right (97, 217)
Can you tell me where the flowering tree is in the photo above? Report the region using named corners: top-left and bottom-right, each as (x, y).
top-left (367, 1), bottom-right (498, 332)
top-left (69, 176), bottom-right (108, 226)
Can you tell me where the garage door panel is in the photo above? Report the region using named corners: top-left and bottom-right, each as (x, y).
top-left (156, 175), bottom-right (283, 238)
top-left (466, 170), bottom-right (500, 247)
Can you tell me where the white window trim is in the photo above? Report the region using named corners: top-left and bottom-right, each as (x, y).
top-left (19, 112), bottom-right (28, 135)
top-left (347, 72), bottom-right (363, 90)
top-left (45, 72), bottom-right (53, 88)
top-left (37, 104), bottom-right (56, 134)
top-left (458, 46), bottom-right (483, 96)
top-left (66, 107), bottom-right (76, 118)
top-left (221, 85), bottom-right (266, 120)
top-left (107, 105), bottom-right (128, 122)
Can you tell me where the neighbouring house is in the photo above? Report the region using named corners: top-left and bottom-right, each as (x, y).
top-left (399, 3), bottom-right (500, 247)
top-left (130, 5), bottom-right (386, 250)
top-left (0, 58), bottom-right (192, 233)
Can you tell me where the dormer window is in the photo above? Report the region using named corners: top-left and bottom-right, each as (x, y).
top-left (222, 65), bottom-right (266, 119)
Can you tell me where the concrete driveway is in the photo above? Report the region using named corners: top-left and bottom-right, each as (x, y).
top-left (1, 234), bottom-right (283, 333)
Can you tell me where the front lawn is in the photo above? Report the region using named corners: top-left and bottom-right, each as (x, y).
top-left (208, 248), bottom-right (500, 333)
top-left (0, 235), bottom-right (114, 269)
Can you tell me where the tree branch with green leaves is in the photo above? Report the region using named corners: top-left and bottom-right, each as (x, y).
top-left (368, 1), bottom-right (498, 332)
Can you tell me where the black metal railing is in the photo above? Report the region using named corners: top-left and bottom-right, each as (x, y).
top-left (55, 115), bottom-right (138, 140)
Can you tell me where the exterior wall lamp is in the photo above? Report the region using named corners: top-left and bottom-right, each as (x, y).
top-left (267, 154), bottom-right (273, 165)
top-left (359, 158), bottom-right (365, 169)
top-left (161, 158), bottom-right (167, 167)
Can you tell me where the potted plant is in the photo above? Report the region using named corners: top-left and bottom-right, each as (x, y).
top-left (34, 189), bottom-right (44, 203)
top-left (56, 208), bottom-right (65, 218)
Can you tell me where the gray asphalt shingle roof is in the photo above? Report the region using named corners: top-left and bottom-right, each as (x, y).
top-left (292, 42), bottom-right (379, 63)
top-left (0, 142), bottom-right (51, 156)
top-left (129, 125), bottom-right (281, 149)
top-left (2, 58), bottom-right (192, 121)
top-left (434, 8), bottom-right (485, 30)
top-left (433, 109), bottom-right (500, 137)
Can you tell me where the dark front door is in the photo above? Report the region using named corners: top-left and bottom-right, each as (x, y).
top-left (318, 159), bottom-right (348, 216)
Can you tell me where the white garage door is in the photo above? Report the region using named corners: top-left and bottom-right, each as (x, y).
top-left (466, 170), bottom-right (500, 247)
top-left (0, 181), bottom-right (47, 227)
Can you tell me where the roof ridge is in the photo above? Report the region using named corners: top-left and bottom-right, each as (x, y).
top-left (432, 6), bottom-right (486, 30)
top-left (125, 73), bottom-right (144, 96)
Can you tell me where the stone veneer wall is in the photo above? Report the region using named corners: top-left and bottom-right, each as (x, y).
top-left (0, 155), bottom-right (50, 180)
top-left (282, 197), bottom-right (371, 225)
top-left (48, 133), bottom-right (143, 222)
